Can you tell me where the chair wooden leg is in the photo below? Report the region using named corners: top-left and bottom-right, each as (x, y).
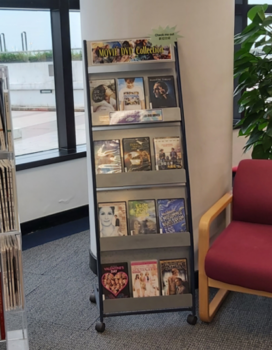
top-left (199, 272), bottom-right (229, 322)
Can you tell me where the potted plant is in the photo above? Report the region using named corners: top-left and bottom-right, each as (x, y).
top-left (234, 4), bottom-right (272, 159)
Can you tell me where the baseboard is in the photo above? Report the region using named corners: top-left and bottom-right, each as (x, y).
top-left (21, 205), bottom-right (89, 235)
top-left (89, 250), bottom-right (199, 289)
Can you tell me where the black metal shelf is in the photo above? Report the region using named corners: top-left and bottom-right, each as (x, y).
top-left (103, 294), bottom-right (193, 314)
top-left (91, 107), bottom-right (181, 127)
top-left (85, 40), bottom-right (197, 332)
top-left (96, 169), bottom-right (186, 188)
top-left (100, 232), bottom-right (191, 252)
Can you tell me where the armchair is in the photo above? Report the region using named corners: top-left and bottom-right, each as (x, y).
top-left (199, 159), bottom-right (272, 322)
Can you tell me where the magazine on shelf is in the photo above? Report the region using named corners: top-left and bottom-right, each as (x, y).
top-left (131, 260), bottom-right (160, 298)
top-left (101, 263), bottom-right (130, 299)
top-left (160, 259), bottom-right (189, 296)
top-left (98, 202), bottom-right (128, 237)
top-left (128, 199), bottom-right (157, 235)
top-left (154, 137), bottom-right (183, 170)
top-left (94, 140), bottom-right (122, 174)
top-left (117, 77), bottom-right (145, 111)
top-left (123, 137), bottom-right (151, 172)
top-left (4, 91), bottom-right (13, 152)
top-left (109, 109), bottom-right (163, 125)
top-left (0, 233), bottom-right (24, 311)
top-left (157, 198), bottom-right (187, 233)
top-left (0, 80), bottom-right (7, 151)
top-left (89, 79), bottom-right (117, 125)
top-left (148, 76), bottom-right (177, 108)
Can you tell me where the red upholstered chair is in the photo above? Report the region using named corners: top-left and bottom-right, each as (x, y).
top-left (199, 159), bottom-right (272, 322)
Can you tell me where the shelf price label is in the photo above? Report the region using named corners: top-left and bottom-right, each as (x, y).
top-left (149, 26), bottom-right (183, 46)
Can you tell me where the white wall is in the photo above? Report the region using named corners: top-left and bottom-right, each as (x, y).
top-left (16, 158), bottom-right (88, 223)
top-left (80, 0), bottom-right (234, 265)
top-left (233, 130), bottom-right (251, 167)
top-left (5, 61), bottom-right (84, 108)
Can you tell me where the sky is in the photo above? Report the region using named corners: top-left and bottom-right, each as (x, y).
top-left (0, 10), bottom-right (82, 52)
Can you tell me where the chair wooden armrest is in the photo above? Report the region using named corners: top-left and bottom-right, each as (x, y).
top-left (199, 192), bottom-right (233, 244)
top-left (198, 191), bottom-right (233, 322)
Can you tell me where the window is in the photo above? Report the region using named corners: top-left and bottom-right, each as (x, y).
top-left (69, 10), bottom-right (86, 146)
top-left (0, 0), bottom-right (81, 170)
top-left (0, 9), bottom-right (58, 156)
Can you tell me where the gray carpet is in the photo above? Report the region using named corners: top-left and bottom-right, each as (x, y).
top-left (22, 230), bottom-right (272, 350)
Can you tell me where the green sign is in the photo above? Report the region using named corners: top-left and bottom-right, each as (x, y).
top-left (149, 26), bottom-right (182, 46)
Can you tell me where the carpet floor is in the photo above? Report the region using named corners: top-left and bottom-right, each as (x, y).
top-left (22, 230), bottom-right (272, 350)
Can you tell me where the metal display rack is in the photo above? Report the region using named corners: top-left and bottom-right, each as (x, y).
top-left (0, 66), bottom-right (29, 350)
top-left (84, 40), bottom-right (197, 332)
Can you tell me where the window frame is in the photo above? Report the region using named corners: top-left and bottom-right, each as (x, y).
top-left (0, 0), bottom-right (82, 170)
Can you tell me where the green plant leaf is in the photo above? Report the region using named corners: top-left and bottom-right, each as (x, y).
top-left (245, 129), bottom-right (263, 147)
top-left (252, 144), bottom-right (268, 159)
top-left (266, 120), bottom-right (272, 137)
top-left (262, 45), bottom-right (272, 54)
top-left (262, 134), bottom-right (272, 151)
top-left (262, 17), bottom-right (272, 27)
top-left (248, 5), bottom-right (268, 21)
top-left (241, 113), bottom-right (261, 133)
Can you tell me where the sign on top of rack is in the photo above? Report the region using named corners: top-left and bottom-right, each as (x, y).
top-left (88, 39), bottom-right (173, 66)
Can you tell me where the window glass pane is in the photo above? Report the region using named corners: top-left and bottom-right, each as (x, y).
top-left (235, 0), bottom-right (243, 4)
top-left (0, 9), bottom-right (58, 156)
top-left (248, 0), bottom-right (272, 3)
top-left (69, 11), bottom-right (86, 146)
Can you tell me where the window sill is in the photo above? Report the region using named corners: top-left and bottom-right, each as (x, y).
top-left (15, 144), bottom-right (86, 171)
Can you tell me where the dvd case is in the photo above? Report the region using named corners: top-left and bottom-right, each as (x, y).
top-left (98, 202), bottom-right (128, 237)
top-left (154, 137), bottom-right (182, 170)
top-left (89, 79), bottom-right (117, 125)
top-left (131, 260), bottom-right (160, 297)
top-left (128, 199), bottom-right (157, 235)
top-left (148, 76), bottom-right (177, 108)
top-left (157, 198), bottom-right (187, 233)
top-left (94, 140), bottom-right (122, 174)
top-left (101, 263), bottom-right (130, 299)
top-left (123, 137), bottom-right (151, 172)
top-left (160, 259), bottom-right (189, 296)
top-left (117, 77), bottom-right (145, 111)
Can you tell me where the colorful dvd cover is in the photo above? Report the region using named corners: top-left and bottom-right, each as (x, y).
top-left (160, 259), bottom-right (189, 296)
top-left (157, 198), bottom-right (187, 233)
top-left (94, 140), bottom-right (122, 174)
top-left (131, 260), bottom-right (160, 297)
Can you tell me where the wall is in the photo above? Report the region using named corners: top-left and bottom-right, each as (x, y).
top-left (4, 61), bottom-right (84, 108)
top-left (16, 158), bottom-right (88, 223)
top-left (80, 0), bottom-right (235, 266)
top-left (232, 130), bottom-right (251, 167)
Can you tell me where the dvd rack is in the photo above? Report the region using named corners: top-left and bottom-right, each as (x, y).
top-left (84, 40), bottom-right (197, 332)
top-left (0, 66), bottom-right (29, 350)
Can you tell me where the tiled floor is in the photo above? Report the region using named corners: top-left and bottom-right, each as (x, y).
top-left (12, 111), bottom-right (86, 156)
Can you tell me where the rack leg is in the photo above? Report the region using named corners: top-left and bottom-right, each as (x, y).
top-left (95, 321), bottom-right (106, 333)
top-left (89, 293), bottom-right (96, 304)
top-left (187, 314), bottom-right (198, 325)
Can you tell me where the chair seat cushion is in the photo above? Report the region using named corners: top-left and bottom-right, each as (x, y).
top-left (205, 221), bottom-right (272, 293)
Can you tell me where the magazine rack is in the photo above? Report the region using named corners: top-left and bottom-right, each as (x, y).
top-left (0, 66), bottom-right (29, 350)
top-left (84, 40), bottom-right (197, 332)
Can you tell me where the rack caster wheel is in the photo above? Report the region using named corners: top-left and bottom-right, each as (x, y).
top-left (187, 314), bottom-right (197, 325)
top-left (89, 294), bottom-right (96, 303)
top-left (95, 322), bottom-right (105, 333)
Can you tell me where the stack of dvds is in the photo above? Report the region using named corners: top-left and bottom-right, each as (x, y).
top-left (89, 76), bottom-right (177, 125)
top-left (94, 137), bottom-right (183, 174)
top-left (101, 259), bottom-right (189, 300)
top-left (98, 198), bottom-right (187, 237)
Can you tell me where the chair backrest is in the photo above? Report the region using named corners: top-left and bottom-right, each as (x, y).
top-left (233, 159), bottom-right (272, 225)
